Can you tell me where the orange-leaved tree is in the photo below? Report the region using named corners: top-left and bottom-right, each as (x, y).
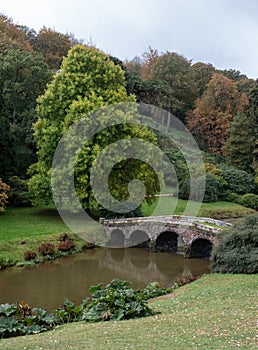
top-left (186, 73), bottom-right (248, 155)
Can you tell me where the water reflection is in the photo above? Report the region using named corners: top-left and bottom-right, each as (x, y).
top-left (0, 248), bottom-right (210, 311)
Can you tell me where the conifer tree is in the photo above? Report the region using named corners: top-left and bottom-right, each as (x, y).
top-left (225, 112), bottom-right (255, 173)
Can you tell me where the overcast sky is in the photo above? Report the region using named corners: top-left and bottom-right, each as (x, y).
top-left (1, 0), bottom-right (258, 78)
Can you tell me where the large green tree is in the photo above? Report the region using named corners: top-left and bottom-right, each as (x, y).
top-left (225, 112), bottom-right (255, 173)
top-left (29, 45), bottom-right (161, 214)
top-left (248, 80), bottom-right (258, 172)
top-left (0, 49), bottom-right (52, 179)
top-left (114, 56), bottom-right (168, 108)
top-left (150, 52), bottom-right (196, 122)
top-left (190, 62), bottom-right (215, 97)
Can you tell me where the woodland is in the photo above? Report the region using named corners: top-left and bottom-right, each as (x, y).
top-left (0, 14), bottom-right (257, 214)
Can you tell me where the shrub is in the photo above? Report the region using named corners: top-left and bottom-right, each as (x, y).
top-left (202, 174), bottom-right (223, 202)
top-left (54, 298), bottom-right (87, 324)
top-left (7, 176), bottom-right (32, 207)
top-left (211, 216), bottom-right (258, 274)
top-left (236, 193), bottom-right (258, 210)
top-left (38, 243), bottom-right (55, 256)
top-left (24, 251), bottom-right (37, 261)
top-left (58, 240), bottom-right (75, 252)
top-left (0, 178), bottom-right (10, 212)
top-left (84, 279), bottom-right (155, 322)
top-left (222, 191), bottom-right (240, 203)
top-left (204, 162), bottom-right (225, 184)
top-left (179, 173), bottom-right (223, 202)
top-left (220, 165), bottom-right (255, 194)
top-left (0, 303), bottom-right (55, 338)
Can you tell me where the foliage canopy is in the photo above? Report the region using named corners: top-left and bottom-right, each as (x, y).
top-left (29, 45), bottom-right (160, 214)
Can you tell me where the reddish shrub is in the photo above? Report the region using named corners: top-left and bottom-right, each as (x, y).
top-left (38, 243), bottom-right (55, 256)
top-left (24, 251), bottom-right (37, 261)
top-left (58, 240), bottom-right (75, 252)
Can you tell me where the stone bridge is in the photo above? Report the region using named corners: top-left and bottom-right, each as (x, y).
top-left (99, 216), bottom-right (231, 258)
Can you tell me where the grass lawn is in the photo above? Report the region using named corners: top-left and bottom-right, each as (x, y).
top-left (0, 207), bottom-right (96, 267)
top-left (142, 196), bottom-right (255, 219)
top-left (0, 207), bottom-right (71, 241)
top-left (1, 274), bottom-right (257, 349)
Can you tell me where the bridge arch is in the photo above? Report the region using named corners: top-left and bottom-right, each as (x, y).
top-left (188, 238), bottom-right (213, 258)
top-left (108, 229), bottom-right (125, 247)
top-left (155, 231), bottom-right (178, 253)
top-left (130, 230), bottom-right (149, 248)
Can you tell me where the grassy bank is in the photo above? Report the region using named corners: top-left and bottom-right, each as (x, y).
top-left (0, 207), bottom-right (96, 268)
top-left (1, 274), bottom-right (256, 349)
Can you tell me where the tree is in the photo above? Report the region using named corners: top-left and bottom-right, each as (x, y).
top-left (186, 73), bottom-right (248, 155)
top-left (141, 46), bottom-right (160, 80)
top-left (29, 45), bottom-right (160, 214)
top-left (124, 56), bottom-right (142, 77)
top-left (150, 52), bottom-right (196, 122)
top-left (0, 14), bottom-right (32, 52)
top-left (0, 49), bottom-right (52, 178)
top-left (112, 56), bottom-right (168, 108)
top-left (0, 112), bottom-right (12, 179)
top-left (225, 112), bottom-right (255, 172)
top-left (34, 27), bottom-right (74, 70)
top-left (190, 62), bottom-right (215, 97)
top-left (247, 79), bottom-right (258, 171)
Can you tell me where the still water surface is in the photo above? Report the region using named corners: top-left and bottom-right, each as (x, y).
top-left (0, 248), bottom-right (210, 311)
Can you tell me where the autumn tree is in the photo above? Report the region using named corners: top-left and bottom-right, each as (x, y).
top-left (186, 73), bottom-right (248, 155)
top-left (29, 45), bottom-right (161, 214)
top-left (0, 14), bottom-right (32, 52)
top-left (225, 112), bottom-right (255, 173)
top-left (34, 27), bottom-right (74, 70)
top-left (141, 46), bottom-right (159, 80)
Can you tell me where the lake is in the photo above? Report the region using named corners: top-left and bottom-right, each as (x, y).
top-left (0, 247), bottom-right (210, 311)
